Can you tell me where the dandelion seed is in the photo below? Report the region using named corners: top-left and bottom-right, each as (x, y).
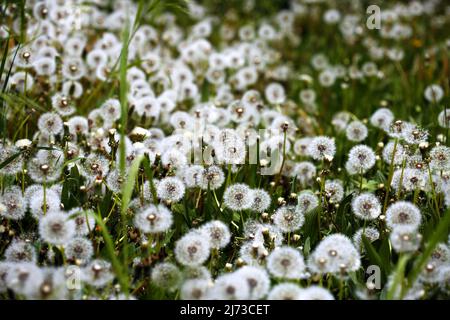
top-left (353, 227), bottom-right (380, 253)
top-left (4, 239), bottom-right (37, 263)
top-left (294, 161), bottom-right (317, 186)
top-left (64, 237), bottom-right (94, 264)
top-left (0, 186), bottom-right (26, 220)
top-left (157, 177), bottom-right (186, 202)
top-left (200, 220), bottom-right (231, 249)
top-left (370, 108), bottom-right (394, 131)
top-left (420, 243), bottom-right (450, 284)
top-left (308, 233), bottom-right (361, 275)
top-left (272, 206), bottom-right (305, 233)
top-left (134, 204), bottom-right (173, 234)
top-left (175, 232), bottom-right (211, 267)
top-left (181, 279), bottom-right (211, 300)
top-left (223, 183), bottom-right (254, 211)
top-left (69, 208), bottom-right (96, 236)
top-left (250, 189), bottom-right (271, 213)
top-left (209, 273), bottom-right (250, 300)
top-left (298, 286), bottom-right (335, 300)
top-left (235, 266), bottom-right (270, 300)
top-left (151, 262), bottom-right (182, 291)
top-left (267, 246), bottom-right (306, 279)
top-left (324, 179), bottom-right (345, 203)
top-left (296, 190), bottom-right (319, 213)
top-left (38, 113), bottom-right (63, 136)
top-left (390, 226), bottom-right (422, 253)
top-left (351, 193), bottom-right (381, 220)
top-left (430, 145), bottom-right (450, 171)
top-left (386, 201), bottom-right (422, 230)
top-left (268, 283), bottom-right (302, 300)
top-left (346, 144), bottom-right (376, 175)
top-left (346, 121), bottom-right (368, 142)
top-left (424, 84), bottom-right (444, 103)
top-left (382, 141), bottom-right (405, 165)
top-left (39, 211), bottom-right (76, 246)
top-left (307, 136), bottom-right (336, 161)
top-left (82, 259), bottom-right (114, 288)
top-left (199, 165), bottom-right (225, 190)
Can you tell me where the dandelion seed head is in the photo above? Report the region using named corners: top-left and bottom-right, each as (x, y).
top-left (209, 273), bottom-right (250, 300)
top-left (200, 220), bottom-right (231, 249)
top-left (390, 226), bottom-right (422, 253)
top-left (370, 108), bottom-right (394, 131)
top-left (386, 201), bottom-right (422, 230)
top-left (82, 259), bottom-right (114, 288)
top-left (324, 179), bottom-right (344, 203)
top-left (346, 144), bottom-right (376, 174)
top-left (268, 283), bottom-right (302, 300)
top-left (308, 233), bottom-right (361, 275)
top-left (353, 227), bottom-right (380, 253)
top-left (4, 239), bottom-right (37, 263)
top-left (272, 205), bottom-right (305, 233)
top-left (298, 286), bottom-right (335, 300)
top-left (151, 262), bottom-right (182, 291)
top-left (135, 204), bottom-right (173, 234)
top-left (0, 186), bottom-right (26, 220)
top-left (235, 266), bottom-right (270, 300)
top-left (181, 279), bottom-right (211, 300)
top-left (199, 165), bottom-right (225, 190)
top-left (307, 136), bottom-right (336, 161)
top-left (346, 121), bottom-right (368, 142)
top-left (157, 177), bottom-right (186, 202)
top-left (175, 232), bottom-right (211, 267)
top-left (64, 237), bottom-right (94, 264)
top-left (223, 183), bottom-right (254, 211)
top-left (267, 246), bottom-right (306, 279)
top-left (39, 211), bottom-right (76, 246)
top-left (351, 192), bottom-right (381, 220)
top-left (296, 190), bottom-right (319, 213)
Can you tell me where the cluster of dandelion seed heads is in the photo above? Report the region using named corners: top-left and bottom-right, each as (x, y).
top-left (0, 0), bottom-right (449, 301)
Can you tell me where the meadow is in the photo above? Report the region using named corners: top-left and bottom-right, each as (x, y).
top-left (0, 0), bottom-right (449, 300)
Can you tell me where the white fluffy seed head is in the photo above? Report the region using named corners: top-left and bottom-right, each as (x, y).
top-left (175, 232), bottom-right (211, 267)
top-left (156, 177), bottom-right (186, 202)
top-left (346, 144), bottom-right (376, 175)
top-left (386, 201), bottom-right (422, 230)
top-left (0, 186), bottom-right (26, 220)
top-left (346, 121), bottom-right (368, 142)
top-left (390, 226), bottom-right (422, 253)
top-left (199, 220), bottom-right (231, 249)
top-left (250, 189), bottom-right (271, 213)
top-left (82, 259), bottom-right (114, 288)
top-left (151, 262), bottom-right (182, 291)
top-left (307, 136), bottom-right (336, 161)
top-left (223, 183), bottom-right (254, 211)
top-left (297, 286), bottom-right (335, 300)
top-left (308, 233), bottom-right (361, 275)
top-left (180, 279), bottom-right (211, 300)
top-left (272, 205), bottom-right (305, 232)
top-left (235, 266), bottom-right (270, 300)
top-left (199, 165), bottom-right (225, 190)
top-left (64, 237), bottom-right (94, 264)
top-left (296, 190), bottom-right (319, 213)
top-left (324, 179), bottom-right (344, 203)
top-left (268, 283), bottom-right (302, 300)
top-left (134, 204), bottom-right (173, 234)
top-left (4, 239), bottom-right (37, 263)
top-left (267, 246), bottom-right (306, 279)
top-left (39, 211), bottom-right (76, 246)
top-left (351, 192), bottom-right (381, 220)
top-left (208, 273), bottom-right (250, 300)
